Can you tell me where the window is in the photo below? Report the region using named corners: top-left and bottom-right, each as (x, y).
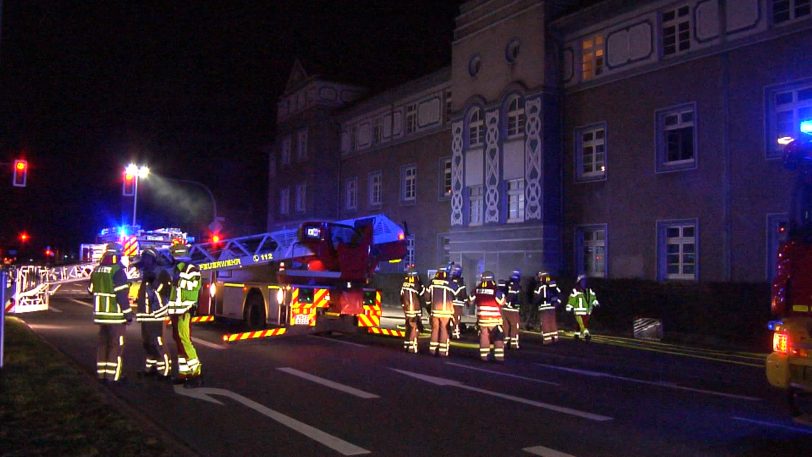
top-left (351, 125), bottom-right (358, 151)
top-left (774, 0), bottom-right (811, 23)
top-left (767, 82), bottom-right (812, 157)
top-left (296, 129), bottom-right (308, 161)
top-left (576, 124), bottom-right (606, 181)
top-left (468, 54), bottom-right (481, 77)
top-left (581, 35), bottom-right (604, 80)
top-left (406, 104), bottom-right (418, 134)
top-left (656, 104), bottom-right (696, 172)
top-left (506, 96), bottom-right (526, 137)
top-left (279, 187), bottom-right (290, 215)
top-left (372, 118), bottom-right (383, 145)
top-left (468, 185), bottom-right (483, 226)
top-left (576, 225), bottom-right (607, 278)
top-left (662, 5), bottom-right (691, 56)
top-left (345, 178), bottom-right (358, 210)
top-left (505, 39), bottom-right (520, 63)
top-left (440, 158), bottom-right (452, 198)
top-left (658, 220), bottom-right (697, 280)
top-left (402, 165), bottom-right (417, 202)
top-left (295, 183), bottom-right (306, 213)
top-left (506, 179), bottom-right (525, 223)
top-left (368, 171), bottom-right (382, 206)
top-left (403, 235), bottom-right (416, 270)
top-left (281, 136), bottom-right (291, 165)
top-left (468, 107), bottom-right (485, 147)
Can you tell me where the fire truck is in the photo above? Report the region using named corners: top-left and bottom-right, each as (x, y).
top-left (189, 214), bottom-right (407, 337)
top-left (766, 126), bottom-right (812, 426)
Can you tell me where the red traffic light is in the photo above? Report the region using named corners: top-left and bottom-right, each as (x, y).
top-left (122, 171), bottom-right (135, 196)
top-left (12, 159), bottom-right (28, 187)
top-left (19, 232), bottom-right (30, 243)
top-left (211, 233), bottom-right (222, 244)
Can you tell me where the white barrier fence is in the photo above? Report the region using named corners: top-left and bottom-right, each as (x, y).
top-left (4, 263), bottom-right (98, 314)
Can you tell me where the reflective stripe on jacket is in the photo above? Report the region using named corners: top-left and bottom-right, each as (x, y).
top-left (169, 262), bottom-right (201, 315)
top-left (136, 268), bottom-right (172, 322)
top-left (567, 288), bottom-right (599, 316)
top-left (475, 288), bottom-right (504, 327)
top-left (401, 280), bottom-right (424, 317)
top-left (534, 282), bottom-right (561, 308)
top-left (504, 280), bottom-right (521, 310)
top-left (425, 279), bottom-right (460, 317)
top-left (89, 264), bottom-right (132, 324)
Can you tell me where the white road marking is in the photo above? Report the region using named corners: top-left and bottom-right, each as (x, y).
top-left (535, 363), bottom-right (761, 401)
top-left (49, 306), bottom-right (63, 313)
top-left (523, 445), bottom-right (577, 457)
top-left (174, 385), bottom-right (370, 455)
top-left (446, 362), bottom-right (559, 386)
top-left (28, 324), bottom-right (71, 330)
top-left (391, 368), bottom-right (612, 422)
top-left (69, 298), bottom-right (93, 308)
top-left (277, 367), bottom-right (379, 399)
top-left (732, 416), bottom-right (812, 434)
top-left (191, 337), bottom-right (227, 350)
top-left (309, 335), bottom-right (368, 348)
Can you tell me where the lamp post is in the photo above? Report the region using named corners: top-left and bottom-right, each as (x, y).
top-left (125, 163), bottom-right (150, 227)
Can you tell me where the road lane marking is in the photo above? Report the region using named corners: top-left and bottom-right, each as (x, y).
top-left (309, 335), bottom-right (368, 348)
top-left (49, 306), bottom-right (63, 313)
top-left (191, 337), bottom-right (227, 350)
top-left (523, 445), bottom-right (577, 457)
top-left (69, 298), bottom-right (93, 308)
top-left (445, 362), bottom-right (559, 386)
top-left (535, 363), bottom-right (761, 401)
top-left (732, 416), bottom-right (812, 434)
top-left (174, 385), bottom-right (370, 455)
top-left (277, 367), bottom-right (379, 399)
top-left (391, 368), bottom-right (612, 421)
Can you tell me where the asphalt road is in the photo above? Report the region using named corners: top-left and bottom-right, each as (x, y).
top-left (14, 290), bottom-right (812, 456)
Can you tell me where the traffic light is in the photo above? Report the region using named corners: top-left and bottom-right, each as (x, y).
top-left (210, 232), bottom-right (222, 245)
top-left (12, 159), bottom-right (27, 187)
top-left (122, 171), bottom-right (135, 196)
top-left (19, 232), bottom-right (29, 243)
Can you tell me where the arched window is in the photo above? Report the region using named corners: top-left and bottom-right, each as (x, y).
top-left (468, 107), bottom-right (485, 147)
top-left (506, 95), bottom-right (525, 137)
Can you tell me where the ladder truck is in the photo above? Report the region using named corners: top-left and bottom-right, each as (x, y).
top-left (189, 214), bottom-right (407, 338)
top-left (766, 126), bottom-right (812, 426)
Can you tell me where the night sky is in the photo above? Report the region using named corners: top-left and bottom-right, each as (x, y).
top-left (0, 0), bottom-right (462, 260)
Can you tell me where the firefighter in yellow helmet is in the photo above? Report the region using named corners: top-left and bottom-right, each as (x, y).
top-left (167, 242), bottom-right (203, 384)
top-left (423, 266), bottom-right (462, 357)
top-left (88, 243), bottom-right (133, 383)
top-left (473, 271), bottom-right (505, 362)
top-left (400, 265), bottom-right (424, 354)
top-left (567, 274), bottom-right (600, 341)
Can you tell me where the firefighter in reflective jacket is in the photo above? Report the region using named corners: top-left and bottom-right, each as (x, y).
top-left (474, 271), bottom-right (505, 362)
top-left (567, 274), bottom-right (600, 341)
top-left (88, 243), bottom-right (132, 383)
top-left (133, 248), bottom-right (171, 378)
top-left (449, 264), bottom-right (470, 339)
top-left (533, 272), bottom-right (561, 344)
top-left (503, 270), bottom-right (522, 349)
top-left (168, 242), bottom-right (202, 383)
top-left (424, 267), bottom-right (462, 356)
top-left (400, 266), bottom-right (424, 354)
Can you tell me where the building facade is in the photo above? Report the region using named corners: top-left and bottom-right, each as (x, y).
top-left (270, 0), bottom-right (812, 287)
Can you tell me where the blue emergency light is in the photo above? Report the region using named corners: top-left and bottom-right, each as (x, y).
top-left (801, 120), bottom-right (812, 135)
top-left (118, 226), bottom-right (128, 238)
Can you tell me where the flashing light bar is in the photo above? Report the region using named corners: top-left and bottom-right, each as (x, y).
top-left (801, 119), bottom-right (812, 134)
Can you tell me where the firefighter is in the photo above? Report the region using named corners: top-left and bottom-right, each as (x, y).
top-left (168, 242), bottom-right (203, 384)
top-left (533, 272), bottom-right (561, 344)
top-left (88, 243), bottom-right (132, 383)
top-left (400, 266), bottom-right (424, 354)
top-left (502, 270), bottom-right (522, 349)
top-left (473, 271), bottom-right (505, 362)
top-left (566, 274), bottom-right (600, 341)
top-left (449, 264), bottom-right (470, 339)
top-left (424, 267), bottom-right (458, 357)
top-left (133, 248), bottom-right (172, 379)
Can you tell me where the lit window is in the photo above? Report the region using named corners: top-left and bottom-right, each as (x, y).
top-left (773, 0), bottom-right (811, 24)
top-left (281, 136), bottom-right (291, 165)
top-left (767, 83), bottom-right (812, 157)
top-left (576, 225), bottom-right (606, 278)
top-left (368, 172), bottom-right (382, 207)
top-left (468, 107), bottom-right (485, 147)
top-left (659, 221), bottom-right (697, 280)
top-left (279, 187), bottom-right (290, 215)
top-left (295, 183), bottom-right (306, 213)
top-left (406, 104), bottom-right (418, 134)
top-left (656, 104), bottom-right (696, 172)
top-left (441, 158), bottom-right (452, 198)
top-left (345, 178), bottom-right (358, 210)
top-left (468, 185), bottom-right (483, 226)
top-left (506, 95), bottom-right (526, 137)
top-left (576, 124), bottom-right (606, 181)
top-left (581, 35), bottom-right (604, 80)
top-left (402, 165), bottom-right (417, 202)
top-left (506, 179), bottom-right (525, 223)
top-left (662, 5), bottom-right (691, 57)
top-left (296, 129), bottom-right (308, 161)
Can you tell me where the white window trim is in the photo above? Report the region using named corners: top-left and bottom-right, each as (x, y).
top-left (345, 177), bottom-right (358, 210)
top-left (575, 123), bottom-right (607, 182)
top-left (439, 157), bottom-right (452, 200)
top-left (468, 107), bottom-right (485, 147)
top-left (401, 164), bottom-right (417, 202)
top-left (368, 171), bottom-right (382, 207)
top-left (657, 218), bottom-right (699, 281)
top-left (505, 95), bottom-right (526, 138)
top-left (765, 79), bottom-right (812, 158)
top-left (661, 4), bottom-right (692, 57)
top-left (468, 185), bottom-right (484, 226)
top-left (655, 102), bottom-right (697, 173)
top-left (575, 224), bottom-right (608, 278)
top-left (581, 34), bottom-right (604, 81)
top-left (506, 178), bottom-right (525, 223)
top-left (772, 0), bottom-right (812, 24)
top-left (406, 104), bottom-right (418, 134)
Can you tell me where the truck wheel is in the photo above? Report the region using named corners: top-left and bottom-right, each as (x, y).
top-left (244, 292), bottom-right (266, 330)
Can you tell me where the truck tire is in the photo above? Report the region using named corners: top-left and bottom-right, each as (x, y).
top-left (244, 291), bottom-right (266, 330)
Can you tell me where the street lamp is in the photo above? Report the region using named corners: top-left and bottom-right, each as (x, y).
top-left (125, 163), bottom-right (150, 227)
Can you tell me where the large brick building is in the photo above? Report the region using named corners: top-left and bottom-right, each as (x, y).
top-left (269, 0), bottom-right (812, 290)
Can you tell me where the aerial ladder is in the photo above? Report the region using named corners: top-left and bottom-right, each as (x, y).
top-left (4, 262), bottom-right (98, 314)
top-left (187, 214), bottom-right (407, 341)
